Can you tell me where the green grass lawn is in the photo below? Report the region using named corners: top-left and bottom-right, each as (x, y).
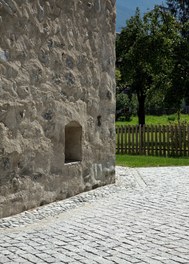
top-left (116, 114), bottom-right (189, 126)
top-left (116, 154), bottom-right (189, 167)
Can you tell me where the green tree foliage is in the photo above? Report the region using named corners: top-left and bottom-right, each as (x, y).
top-left (116, 7), bottom-right (180, 125)
top-left (164, 28), bottom-right (189, 111)
top-left (115, 68), bottom-right (133, 121)
top-left (164, 0), bottom-right (189, 113)
top-left (166, 0), bottom-right (189, 24)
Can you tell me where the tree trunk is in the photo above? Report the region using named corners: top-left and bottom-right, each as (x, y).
top-left (177, 109), bottom-right (181, 124)
top-left (137, 94), bottom-right (145, 126)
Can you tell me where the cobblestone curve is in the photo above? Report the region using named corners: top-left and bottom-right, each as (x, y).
top-left (0, 167), bottom-right (137, 229)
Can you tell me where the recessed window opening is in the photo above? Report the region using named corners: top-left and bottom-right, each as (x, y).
top-left (65, 121), bottom-right (82, 163)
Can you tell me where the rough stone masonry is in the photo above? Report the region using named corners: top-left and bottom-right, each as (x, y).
top-left (0, 0), bottom-right (116, 218)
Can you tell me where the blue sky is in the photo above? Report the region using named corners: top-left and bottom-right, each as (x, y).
top-left (116, 0), bottom-right (166, 31)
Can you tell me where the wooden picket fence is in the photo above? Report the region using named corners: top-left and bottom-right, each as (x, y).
top-left (116, 124), bottom-right (189, 157)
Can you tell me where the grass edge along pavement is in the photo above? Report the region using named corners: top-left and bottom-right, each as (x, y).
top-left (116, 154), bottom-right (189, 167)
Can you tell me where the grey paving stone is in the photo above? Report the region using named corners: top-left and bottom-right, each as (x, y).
top-left (0, 166), bottom-right (189, 263)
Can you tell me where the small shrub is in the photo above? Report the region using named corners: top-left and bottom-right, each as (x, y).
top-left (167, 115), bottom-right (176, 122)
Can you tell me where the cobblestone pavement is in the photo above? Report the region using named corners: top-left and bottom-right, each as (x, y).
top-left (1, 166), bottom-right (189, 264)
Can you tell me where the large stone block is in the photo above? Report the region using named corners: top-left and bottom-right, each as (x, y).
top-left (0, 0), bottom-right (116, 218)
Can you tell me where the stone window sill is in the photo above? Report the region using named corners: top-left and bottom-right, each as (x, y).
top-left (64, 161), bottom-right (82, 166)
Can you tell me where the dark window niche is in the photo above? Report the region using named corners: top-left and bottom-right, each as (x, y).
top-left (65, 121), bottom-right (82, 163)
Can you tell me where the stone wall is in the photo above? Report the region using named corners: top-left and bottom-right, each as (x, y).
top-left (0, 0), bottom-right (116, 218)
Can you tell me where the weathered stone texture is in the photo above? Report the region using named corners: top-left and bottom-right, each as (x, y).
top-left (0, 0), bottom-right (116, 218)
